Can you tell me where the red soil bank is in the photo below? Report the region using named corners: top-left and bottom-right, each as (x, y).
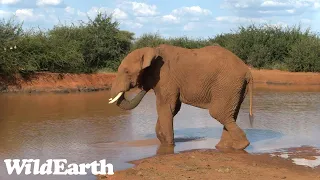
top-left (0, 69), bottom-right (319, 93)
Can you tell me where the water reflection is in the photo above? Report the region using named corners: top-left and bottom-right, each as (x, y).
top-left (0, 90), bottom-right (319, 180)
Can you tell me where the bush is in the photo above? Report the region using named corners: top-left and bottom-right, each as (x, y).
top-left (133, 24), bottom-right (320, 72)
top-left (0, 17), bottom-right (24, 75)
top-left (285, 35), bottom-right (320, 72)
top-left (132, 33), bottom-right (166, 50)
top-left (1, 14), bottom-right (320, 77)
top-left (0, 13), bottom-right (134, 76)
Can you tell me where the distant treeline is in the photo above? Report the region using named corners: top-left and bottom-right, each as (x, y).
top-left (1, 13), bottom-right (319, 77)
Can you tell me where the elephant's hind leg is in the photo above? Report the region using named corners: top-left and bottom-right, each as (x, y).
top-left (216, 85), bottom-right (248, 150)
top-left (155, 96), bottom-right (181, 145)
top-left (209, 96), bottom-right (249, 150)
top-left (215, 127), bottom-right (233, 149)
top-left (224, 120), bottom-right (249, 150)
top-left (211, 76), bottom-right (250, 150)
top-left (212, 115), bottom-right (249, 150)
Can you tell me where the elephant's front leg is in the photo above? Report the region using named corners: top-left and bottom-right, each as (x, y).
top-left (155, 97), bottom-right (181, 145)
top-left (155, 108), bottom-right (174, 145)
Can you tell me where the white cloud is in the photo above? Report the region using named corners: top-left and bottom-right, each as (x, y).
top-left (220, 0), bottom-right (255, 9)
top-left (116, 1), bottom-right (158, 17)
top-left (36, 0), bottom-right (62, 6)
top-left (221, 0), bottom-right (320, 16)
top-left (16, 9), bottom-right (33, 17)
top-left (261, 1), bottom-right (287, 7)
top-left (162, 14), bottom-right (180, 23)
top-left (131, 2), bottom-right (157, 16)
top-left (286, 9), bottom-right (296, 14)
top-left (0, 0), bottom-right (19, 4)
top-left (86, 6), bottom-right (110, 18)
top-left (216, 16), bottom-right (267, 24)
top-left (160, 6), bottom-right (211, 25)
top-left (112, 8), bottom-right (128, 20)
top-left (76, 7), bottom-right (128, 21)
top-left (65, 6), bottom-right (75, 14)
top-left (173, 6), bottom-right (212, 16)
top-left (77, 10), bottom-right (86, 17)
top-left (15, 9), bottom-right (44, 22)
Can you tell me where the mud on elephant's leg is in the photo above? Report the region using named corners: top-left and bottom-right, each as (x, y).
top-left (224, 120), bottom-right (250, 150)
top-left (216, 104), bottom-right (243, 150)
top-left (215, 127), bottom-right (233, 150)
top-left (155, 100), bottom-right (181, 145)
top-left (155, 108), bottom-right (175, 145)
top-left (210, 110), bottom-right (249, 150)
top-left (155, 118), bottom-right (169, 144)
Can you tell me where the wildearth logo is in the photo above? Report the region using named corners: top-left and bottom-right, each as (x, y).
top-left (3, 159), bottom-right (114, 175)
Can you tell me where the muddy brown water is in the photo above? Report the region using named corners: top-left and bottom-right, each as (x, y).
top-left (0, 90), bottom-right (319, 180)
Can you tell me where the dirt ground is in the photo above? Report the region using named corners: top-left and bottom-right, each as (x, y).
top-left (0, 72), bottom-right (116, 93)
top-left (99, 146), bottom-right (320, 180)
top-left (0, 69), bottom-right (319, 93)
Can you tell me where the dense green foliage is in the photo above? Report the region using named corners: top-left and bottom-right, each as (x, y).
top-left (1, 13), bottom-right (319, 77)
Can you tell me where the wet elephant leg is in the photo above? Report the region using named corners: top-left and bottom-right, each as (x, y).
top-left (215, 127), bottom-right (233, 149)
top-left (216, 102), bottom-right (242, 149)
top-left (210, 104), bottom-right (249, 150)
top-left (224, 120), bottom-right (249, 150)
top-left (155, 98), bottom-right (181, 145)
top-left (155, 110), bottom-right (174, 145)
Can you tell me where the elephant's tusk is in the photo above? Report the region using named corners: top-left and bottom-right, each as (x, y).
top-left (109, 92), bottom-right (124, 104)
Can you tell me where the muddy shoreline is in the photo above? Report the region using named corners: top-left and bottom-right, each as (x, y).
top-left (0, 69), bottom-right (319, 94)
top-left (100, 146), bottom-right (320, 180)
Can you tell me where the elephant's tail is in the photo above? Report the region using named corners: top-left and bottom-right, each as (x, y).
top-left (247, 70), bottom-right (254, 127)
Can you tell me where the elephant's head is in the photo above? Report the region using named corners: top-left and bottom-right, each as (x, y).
top-left (108, 47), bottom-right (161, 110)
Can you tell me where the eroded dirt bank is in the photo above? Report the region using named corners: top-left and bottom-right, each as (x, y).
top-left (0, 69), bottom-right (319, 93)
top-left (100, 146), bottom-right (320, 180)
top-left (0, 72), bottom-right (116, 93)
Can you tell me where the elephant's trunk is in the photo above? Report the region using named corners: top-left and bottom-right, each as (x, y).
top-left (116, 90), bottom-right (148, 110)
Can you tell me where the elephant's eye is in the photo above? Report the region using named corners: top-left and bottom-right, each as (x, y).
top-left (124, 69), bottom-right (129, 74)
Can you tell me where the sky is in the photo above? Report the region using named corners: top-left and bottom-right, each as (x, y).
top-left (1, 0), bottom-right (320, 38)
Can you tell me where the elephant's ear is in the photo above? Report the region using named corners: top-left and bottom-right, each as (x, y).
top-left (141, 47), bottom-right (159, 69)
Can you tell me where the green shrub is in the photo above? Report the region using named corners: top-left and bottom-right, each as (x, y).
top-left (0, 17), bottom-right (24, 75)
top-left (1, 14), bottom-right (320, 77)
top-left (132, 33), bottom-right (166, 50)
top-left (0, 12), bottom-right (134, 76)
top-left (285, 35), bottom-right (320, 72)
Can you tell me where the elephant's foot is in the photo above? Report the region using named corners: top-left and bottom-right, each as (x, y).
top-left (215, 127), bottom-right (233, 150)
top-left (225, 122), bottom-right (250, 150)
top-left (156, 144), bottom-right (174, 155)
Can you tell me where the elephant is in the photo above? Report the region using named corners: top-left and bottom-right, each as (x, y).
top-left (108, 44), bottom-right (254, 150)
